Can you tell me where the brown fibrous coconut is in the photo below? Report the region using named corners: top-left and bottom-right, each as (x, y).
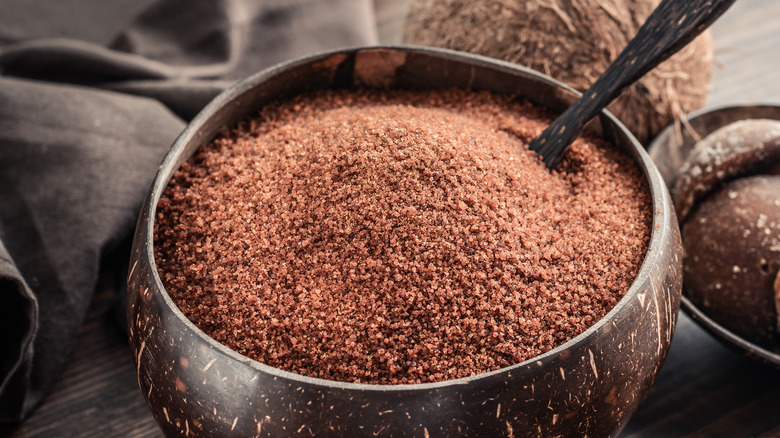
top-left (402, 0), bottom-right (714, 145)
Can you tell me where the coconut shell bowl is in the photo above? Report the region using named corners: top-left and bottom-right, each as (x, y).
top-left (127, 46), bottom-right (683, 437)
top-left (648, 104), bottom-right (780, 368)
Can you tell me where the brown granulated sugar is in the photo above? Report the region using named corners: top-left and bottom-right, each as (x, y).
top-left (154, 88), bottom-right (651, 385)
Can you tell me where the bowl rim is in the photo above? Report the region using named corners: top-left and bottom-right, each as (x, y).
top-left (136, 44), bottom-right (675, 390)
top-left (647, 102), bottom-right (780, 368)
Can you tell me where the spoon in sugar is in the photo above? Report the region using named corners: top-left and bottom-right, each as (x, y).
top-left (529, 0), bottom-right (737, 169)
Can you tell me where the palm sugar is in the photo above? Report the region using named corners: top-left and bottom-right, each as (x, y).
top-left (154, 88), bottom-right (652, 384)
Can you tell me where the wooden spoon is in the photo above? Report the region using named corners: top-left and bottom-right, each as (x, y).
top-left (529, 0), bottom-right (737, 169)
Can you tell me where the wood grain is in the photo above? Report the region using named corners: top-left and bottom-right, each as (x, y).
top-left (0, 273), bottom-right (162, 437)
top-left (708, 0), bottom-right (780, 106)
top-left (3, 1), bottom-right (779, 437)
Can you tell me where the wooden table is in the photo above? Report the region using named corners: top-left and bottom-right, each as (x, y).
top-left (3, 1), bottom-right (780, 436)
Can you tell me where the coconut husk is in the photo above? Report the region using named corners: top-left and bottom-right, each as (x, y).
top-left (402, 0), bottom-right (713, 145)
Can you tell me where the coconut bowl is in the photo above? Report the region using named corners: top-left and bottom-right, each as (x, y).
top-left (127, 46), bottom-right (683, 437)
top-left (648, 103), bottom-right (780, 368)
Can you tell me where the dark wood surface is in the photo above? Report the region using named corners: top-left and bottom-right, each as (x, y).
top-left (3, 1), bottom-right (780, 436)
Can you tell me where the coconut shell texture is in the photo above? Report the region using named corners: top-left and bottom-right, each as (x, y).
top-left (402, 0), bottom-right (714, 145)
top-left (673, 119), bottom-right (780, 221)
top-left (681, 176), bottom-right (780, 346)
top-left (672, 119), bottom-right (780, 348)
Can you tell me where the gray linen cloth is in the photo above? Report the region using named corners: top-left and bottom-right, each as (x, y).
top-left (0, 0), bottom-right (377, 421)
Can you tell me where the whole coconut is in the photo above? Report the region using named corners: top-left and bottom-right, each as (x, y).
top-left (402, 0), bottom-right (714, 145)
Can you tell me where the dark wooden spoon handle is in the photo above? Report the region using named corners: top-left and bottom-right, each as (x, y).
top-left (529, 0), bottom-right (736, 169)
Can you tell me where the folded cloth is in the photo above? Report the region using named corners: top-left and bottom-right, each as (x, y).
top-left (0, 0), bottom-right (377, 422)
